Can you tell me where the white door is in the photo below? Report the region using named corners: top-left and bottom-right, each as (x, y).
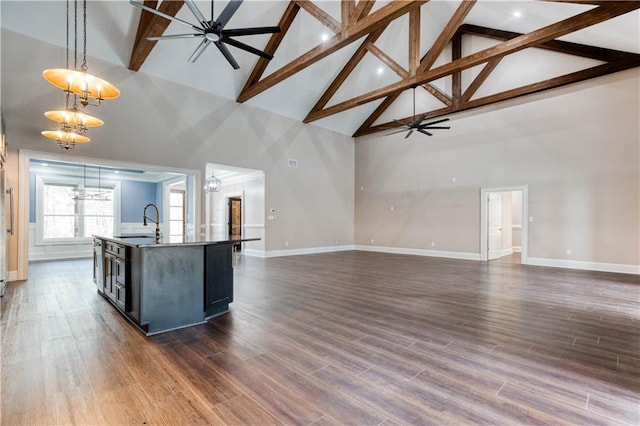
top-left (488, 192), bottom-right (502, 260)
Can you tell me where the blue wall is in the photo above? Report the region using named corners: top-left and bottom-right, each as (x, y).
top-left (121, 180), bottom-right (161, 222)
top-left (29, 171), bottom-right (162, 223)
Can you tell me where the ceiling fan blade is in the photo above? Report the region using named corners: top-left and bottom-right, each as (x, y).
top-left (386, 128), bottom-right (410, 135)
top-left (422, 117), bottom-right (450, 126)
top-left (147, 33), bottom-right (203, 41)
top-left (214, 41), bottom-right (240, 69)
top-left (184, 0), bottom-right (210, 29)
top-left (221, 26), bottom-right (281, 37)
top-left (216, 0), bottom-right (243, 29)
top-left (222, 37), bottom-right (273, 60)
top-left (188, 38), bottom-right (211, 63)
top-left (418, 129), bottom-right (433, 136)
top-left (130, 1), bottom-right (200, 32)
top-left (405, 129), bottom-right (414, 139)
top-left (421, 126), bottom-right (450, 130)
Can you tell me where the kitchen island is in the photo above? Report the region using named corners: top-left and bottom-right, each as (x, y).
top-left (93, 235), bottom-right (258, 335)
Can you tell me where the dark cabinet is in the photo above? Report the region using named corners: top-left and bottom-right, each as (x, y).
top-left (103, 241), bottom-right (130, 312)
top-left (204, 244), bottom-right (234, 318)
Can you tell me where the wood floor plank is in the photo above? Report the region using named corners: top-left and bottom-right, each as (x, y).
top-left (1, 253), bottom-right (638, 424)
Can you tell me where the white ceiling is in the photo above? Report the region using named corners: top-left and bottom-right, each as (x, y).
top-left (1, 1), bottom-right (639, 136)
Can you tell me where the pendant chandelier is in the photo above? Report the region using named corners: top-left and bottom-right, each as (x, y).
top-left (41, 0), bottom-right (119, 149)
top-left (73, 165), bottom-right (112, 201)
top-left (204, 174), bottom-right (221, 192)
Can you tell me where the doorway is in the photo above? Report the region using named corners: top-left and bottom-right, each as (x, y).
top-left (228, 196), bottom-right (242, 252)
top-left (480, 186), bottom-right (528, 264)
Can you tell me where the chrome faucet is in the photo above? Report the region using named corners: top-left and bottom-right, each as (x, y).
top-left (143, 203), bottom-right (160, 243)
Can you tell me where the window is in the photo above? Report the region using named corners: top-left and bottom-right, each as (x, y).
top-left (36, 176), bottom-right (120, 244)
top-left (169, 189), bottom-right (185, 243)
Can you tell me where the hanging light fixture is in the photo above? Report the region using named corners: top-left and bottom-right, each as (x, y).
top-left (44, 93), bottom-right (104, 135)
top-left (204, 174), bottom-right (221, 192)
top-left (41, 129), bottom-right (90, 150)
top-left (73, 165), bottom-right (112, 201)
top-left (42, 0), bottom-right (120, 106)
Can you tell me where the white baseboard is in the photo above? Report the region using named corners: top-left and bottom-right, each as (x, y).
top-left (526, 257), bottom-right (640, 275)
top-left (500, 248), bottom-right (514, 257)
top-left (263, 245), bottom-right (356, 258)
top-left (355, 245), bottom-right (481, 261)
top-left (30, 254), bottom-right (93, 262)
top-left (243, 249), bottom-right (266, 258)
top-left (513, 246), bottom-right (522, 253)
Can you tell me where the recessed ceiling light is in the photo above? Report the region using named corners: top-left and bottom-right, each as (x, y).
top-left (321, 33), bottom-right (329, 42)
top-left (513, 10), bottom-right (522, 18)
top-left (377, 67), bottom-right (384, 75)
top-left (114, 170), bottom-right (120, 174)
top-left (41, 163), bottom-right (48, 166)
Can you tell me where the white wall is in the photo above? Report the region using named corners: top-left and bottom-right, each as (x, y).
top-left (356, 69), bottom-right (640, 271)
top-left (1, 30), bottom-right (355, 267)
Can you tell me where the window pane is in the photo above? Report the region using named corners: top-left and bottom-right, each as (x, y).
top-left (84, 189), bottom-right (114, 215)
top-left (84, 216), bottom-right (114, 238)
top-left (44, 184), bottom-right (76, 215)
top-left (170, 192), bottom-right (183, 206)
top-left (170, 220), bottom-right (183, 236)
top-left (43, 215), bottom-right (76, 239)
top-left (170, 206), bottom-right (183, 220)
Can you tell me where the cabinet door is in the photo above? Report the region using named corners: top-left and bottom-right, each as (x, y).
top-left (204, 245), bottom-right (233, 317)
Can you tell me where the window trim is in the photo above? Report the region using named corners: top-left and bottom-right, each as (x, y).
top-left (35, 174), bottom-right (121, 245)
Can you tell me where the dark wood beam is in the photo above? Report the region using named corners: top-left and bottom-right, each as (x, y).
top-left (409, 8), bottom-right (420, 75)
top-left (352, 0), bottom-right (376, 22)
top-left (451, 31), bottom-right (462, 109)
top-left (357, 59), bottom-right (640, 137)
top-left (305, 29), bottom-right (384, 116)
top-left (240, 2), bottom-right (301, 93)
top-left (342, 0), bottom-right (356, 32)
top-left (129, 0), bottom-right (185, 71)
top-left (458, 23), bottom-right (640, 62)
top-left (237, 0), bottom-right (428, 103)
top-left (461, 57), bottom-right (502, 102)
top-left (352, 93), bottom-right (402, 137)
top-left (366, 42), bottom-right (409, 78)
top-left (294, 0), bottom-right (341, 34)
top-left (354, 0), bottom-right (473, 138)
top-left (422, 84), bottom-right (452, 106)
top-left (307, 1), bottom-right (640, 123)
top-left (133, 1), bottom-right (158, 47)
top-left (417, 0), bottom-right (476, 73)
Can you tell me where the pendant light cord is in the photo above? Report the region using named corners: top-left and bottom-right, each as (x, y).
top-left (74, 0), bottom-right (78, 69)
top-left (82, 0), bottom-right (88, 71)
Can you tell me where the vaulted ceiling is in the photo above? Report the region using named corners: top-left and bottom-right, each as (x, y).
top-left (2, 1), bottom-right (639, 137)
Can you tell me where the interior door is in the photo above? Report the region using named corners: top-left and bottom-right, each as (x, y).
top-left (228, 197), bottom-right (241, 251)
top-left (488, 192), bottom-right (502, 260)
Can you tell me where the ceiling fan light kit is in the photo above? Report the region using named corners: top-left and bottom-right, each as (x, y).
top-left (387, 86), bottom-right (451, 139)
top-left (130, 0), bottom-right (280, 69)
top-left (41, 0), bottom-right (119, 150)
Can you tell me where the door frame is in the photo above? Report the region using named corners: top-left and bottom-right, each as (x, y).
top-left (223, 190), bottom-right (244, 246)
top-left (480, 185), bottom-right (529, 264)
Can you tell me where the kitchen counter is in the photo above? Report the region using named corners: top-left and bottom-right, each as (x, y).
top-left (98, 234), bottom-right (259, 247)
top-left (93, 235), bottom-right (258, 335)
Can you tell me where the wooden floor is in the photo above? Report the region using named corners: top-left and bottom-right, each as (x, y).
top-left (1, 252), bottom-right (639, 425)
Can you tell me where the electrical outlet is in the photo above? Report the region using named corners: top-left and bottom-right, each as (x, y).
top-left (370, 238), bottom-right (374, 243)
top-left (431, 242), bottom-right (436, 247)
top-left (390, 206), bottom-right (394, 211)
top-left (566, 249), bottom-right (572, 256)
top-left (285, 241), bottom-right (289, 247)
top-left (529, 216), bottom-right (534, 222)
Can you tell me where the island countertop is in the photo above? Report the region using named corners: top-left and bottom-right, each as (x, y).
top-left (93, 234), bottom-right (258, 335)
top-left (94, 234), bottom-right (259, 248)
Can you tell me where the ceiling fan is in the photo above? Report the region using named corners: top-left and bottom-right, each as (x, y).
top-left (130, 0), bottom-right (280, 69)
top-left (387, 85), bottom-right (451, 139)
